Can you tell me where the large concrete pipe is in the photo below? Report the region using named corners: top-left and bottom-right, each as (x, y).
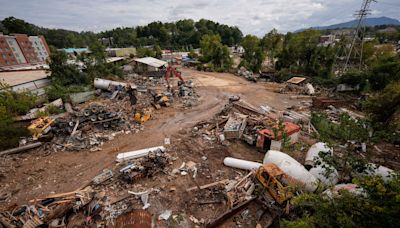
top-left (263, 150), bottom-right (318, 192)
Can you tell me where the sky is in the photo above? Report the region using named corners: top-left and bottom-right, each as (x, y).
top-left (0, 0), bottom-right (399, 35)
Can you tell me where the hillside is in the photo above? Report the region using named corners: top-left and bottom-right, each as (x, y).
top-left (298, 16), bottom-right (400, 31)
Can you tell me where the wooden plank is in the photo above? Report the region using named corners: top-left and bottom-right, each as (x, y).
top-left (186, 179), bottom-right (229, 192)
top-left (206, 197), bottom-right (256, 228)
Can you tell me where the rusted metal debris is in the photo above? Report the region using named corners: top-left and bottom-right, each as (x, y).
top-left (206, 197), bottom-right (256, 228)
top-left (115, 209), bottom-right (152, 228)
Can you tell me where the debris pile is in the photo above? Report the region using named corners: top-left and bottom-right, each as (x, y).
top-left (51, 103), bottom-right (133, 151)
top-left (237, 66), bottom-right (256, 82)
top-left (0, 187), bottom-right (96, 227)
top-left (119, 149), bottom-right (168, 183)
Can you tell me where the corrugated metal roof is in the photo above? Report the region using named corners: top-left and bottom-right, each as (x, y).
top-left (133, 57), bottom-right (167, 68)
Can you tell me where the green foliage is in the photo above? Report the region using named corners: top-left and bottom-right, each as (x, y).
top-left (311, 112), bottom-right (369, 144)
top-left (316, 147), bottom-right (371, 182)
top-left (339, 69), bottom-right (367, 88)
top-left (45, 84), bottom-right (87, 101)
top-left (261, 28), bottom-right (283, 59)
top-left (0, 83), bottom-right (38, 115)
top-left (363, 81), bottom-right (400, 129)
top-left (48, 47), bottom-right (88, 86)
top-left (153, 45), bottom-right (162, 58)
top-left (1, 17), bottom-right (242, 49)
top-left (276, 30), bottom-right (336, 79)
top-left (240, 35), bottom-right (265, 72)
top-left (275, 68), bottom-right (294, 82)
top-left (1, 16), bottom-right (38, 35)
top-left (136, 47), bottom-right (156, 58)
top-left (0, 83), bottom-right (37, 150)
top-left (368, 56), bottom-right (400, 91)
top-left (284, 174), bottom-right (400, 228)
top-left (272, 121), bottom-right (291, 151)
top-left (188, 49), bottom-right (199, 59)
top-left (0, 106), bottom-right (30, 150)
top-left (200, 34), bottom-right (232, 71)
top-left (36, 105), bottom-right (64, 118)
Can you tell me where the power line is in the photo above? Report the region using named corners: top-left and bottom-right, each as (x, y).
top-left (344, 0), bottom-right (377, 71)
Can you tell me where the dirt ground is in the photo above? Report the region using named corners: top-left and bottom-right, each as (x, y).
top-left (0, 69), bottom-right (312, 226)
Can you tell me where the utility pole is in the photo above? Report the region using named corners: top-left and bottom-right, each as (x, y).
top-left (344, 0), bottom-right (377, 71)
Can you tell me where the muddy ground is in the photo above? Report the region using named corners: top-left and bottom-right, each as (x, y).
top-left (0, 68), bottom-right (359, 226)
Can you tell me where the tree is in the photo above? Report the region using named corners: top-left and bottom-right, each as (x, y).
top-left (261, 29), bottom-right (283, 59)
top-left (368, 56), bottom-right (400, 91)
top-left (0, 83), bottom-right (36, 150)
top-left (364, 80), bottom-right (400, 129)
top-left (1, 16), bottom-right (37, 35)
top-left (275, 29), bottom-right (337, 79)
top-left (48, 47), bottom-right (87, 86)
top-left (240, 35), bottom-right (265, 72)
top-left (136, 47), bottom-right (156, 58)
top-left (199, 34), bottom-right (232, 71)
top-left (188, 49), bottom-right (199, 59)
top-left (153, 45), bottom-right (162, 58)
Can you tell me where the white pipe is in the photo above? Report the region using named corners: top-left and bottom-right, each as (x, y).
top-left (116, 146), bottom-right (165, 162)
top-left (94, 78), bottom-right (133, 91)
top-left (223, 157), bottom-right (262, 171)
top-left (264, 150), bottom-right (318, 192)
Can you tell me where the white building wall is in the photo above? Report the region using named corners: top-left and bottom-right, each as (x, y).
top-left (5, 37), bottom-right (27, 64)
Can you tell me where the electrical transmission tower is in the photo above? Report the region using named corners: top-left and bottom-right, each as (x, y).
top-left (343, 0), bottom-right (377, 71)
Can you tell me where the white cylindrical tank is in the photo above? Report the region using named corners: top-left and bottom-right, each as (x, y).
top-left (365, 163), bottom-right (393, 182)
top-left (223, 157), bottom-right (262, 171)
top-left (264, 150), bottom-right (318, 192)
top-left (309, 166), bottom-right (339, 186)
top-left (94, 78), bottom-right (129, 90)
top-left (305, 142), bottom-right (332, 167)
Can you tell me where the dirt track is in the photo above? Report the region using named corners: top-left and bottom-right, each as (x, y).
top-left (0, 69), bottom-right (302, 209)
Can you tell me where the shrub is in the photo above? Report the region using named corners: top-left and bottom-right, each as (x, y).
top-left (339, 69), bottom-right (367, 88)
top-left (283, 174), bottom-right (400, 228)
top-left (311, 112), bottom-right (369, 144)
top-left (0, 82), bottom-right (38, 115)
top-left (0, 106), bottom-right (30, 150)
top-left (363, 81), bottom-right (400, 132)
top-left (45, 84), bottom-right (87, 101)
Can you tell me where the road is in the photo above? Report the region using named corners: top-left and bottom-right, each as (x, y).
top-left (0, 69), bottom-right (302, 207)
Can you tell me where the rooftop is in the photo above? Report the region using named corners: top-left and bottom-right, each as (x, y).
top-left (62, 48), bottom-right (90, 54)
top-left (132, 57), bottom-right (167, 68)
top-left (0, 70), bottom-right (49, 87)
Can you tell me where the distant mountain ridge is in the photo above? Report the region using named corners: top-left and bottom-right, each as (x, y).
top-left (297, 16), bottom-right (400, 32)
